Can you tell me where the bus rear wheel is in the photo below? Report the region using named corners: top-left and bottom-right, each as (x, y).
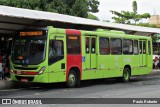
top-left (122, 68), bottom-right (130, 82)
top-left (117, 68), bottom-right (130, 82)
top-left (67, 71), bottom-right (78, 88)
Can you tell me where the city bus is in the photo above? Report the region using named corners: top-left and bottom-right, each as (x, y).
top-left (10, 26), bottom-right (152, 87)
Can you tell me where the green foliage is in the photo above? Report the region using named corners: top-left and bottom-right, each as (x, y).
top-left (88, 0), bottom-right (99, 13)
top-left (110, 10), bottom-right (132, 24)
top-left (70, 0), bottom-right (88, 17)
top-left (110, 1), bottom-right (151, 25)
top-left (103, 20), bottom-right (110, 22)
top-left (0, 0), bottom-right (100, 18)
top-left (87, 13), bottom-right (99, 20)
top-left (152, 34), bottom-right (160, 45)
top-left (133, 0), bottom-right (137, 15)
top-left (137, 23), bottom-right (158, 28)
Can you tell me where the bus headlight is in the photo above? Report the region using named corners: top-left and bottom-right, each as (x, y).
top-left (38, 66), bottom-right (46, 75)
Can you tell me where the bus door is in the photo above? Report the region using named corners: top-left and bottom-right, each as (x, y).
top-left (85, 36), bottom-right (97, 69)
top-left (48, 35), bottom-right (66, 82)
top-left (139, 40), bottom-right (147, 66)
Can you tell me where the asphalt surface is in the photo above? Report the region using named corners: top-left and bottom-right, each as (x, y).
top-left (0, 70), bottom-right (160, 107)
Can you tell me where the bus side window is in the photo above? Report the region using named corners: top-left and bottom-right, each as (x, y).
top-left (91, 38), bottom-right (96, 53)
top-left (49, 40), bottom-right (64, 65)
top-left (148, 41), bottom-right (151, 55)
top-left (86, 37), bottom-right (90, 53)
top-left (123, 39), bottom-right (133, 55)
top-left (67, 35), bottom-right (81, 54)
top-left (110, 38), bottom-right (122, 55)
top-left (99, 37), bottom-right (110, 55)
top-left (133, 40), bottom-right (138, 55)
top-left (143, 41), bottom-right (146, 54)
top-left (140, 41), bottom-right (142, 54)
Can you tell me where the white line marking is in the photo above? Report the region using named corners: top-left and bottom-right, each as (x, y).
top-left (146, 75), bottom-right (160, 79)
top-left (0, 88), bottom-right (25, 92)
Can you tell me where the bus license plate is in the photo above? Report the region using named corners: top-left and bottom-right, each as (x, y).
top-left (21, 79), bottom-right (28, 82)
top-left (17, 71), bottom-right (21, 74)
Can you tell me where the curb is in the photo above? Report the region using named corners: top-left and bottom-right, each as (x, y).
top-left (0, 80), bottom-right (34, 89)
top-left (153, 69), bottom-right (160, 72)
top-left (0, 80), bottom-right (13, 89)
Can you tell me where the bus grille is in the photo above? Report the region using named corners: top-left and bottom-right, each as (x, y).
top-left (14, 67), bottom-right (37, 70)
top-left (15, 76), bottom-right (34, 82)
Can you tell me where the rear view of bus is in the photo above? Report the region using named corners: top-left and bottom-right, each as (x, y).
top-left (10, 30), bottom-right (48, 83)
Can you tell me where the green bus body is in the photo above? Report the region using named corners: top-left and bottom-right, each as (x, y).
top-left (10, 27), bottom-right (152, 86)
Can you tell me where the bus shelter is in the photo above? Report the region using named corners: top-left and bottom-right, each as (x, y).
top-left (0, 5), bottom-right (160, 73)
top-left (1, 5), bottom-right (160, 36)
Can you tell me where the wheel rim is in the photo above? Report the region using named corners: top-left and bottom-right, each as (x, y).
top-left (124, 71), bottom-right (129, 81)
top-left (68, 73), bottom-right (75, 86)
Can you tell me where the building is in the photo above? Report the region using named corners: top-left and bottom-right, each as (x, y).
top-left (149, 15), bottom-right (160, 27)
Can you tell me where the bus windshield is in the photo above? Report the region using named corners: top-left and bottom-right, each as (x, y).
top-left (11, 38), bottom-right (46, 65)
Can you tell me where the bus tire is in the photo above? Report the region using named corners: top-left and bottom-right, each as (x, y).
top-left (122, 68), bottom-right (130, 82)
top-left (67, 70), bottom-right (78, 88)
top-left (117, 68), bottom-right (130, 83)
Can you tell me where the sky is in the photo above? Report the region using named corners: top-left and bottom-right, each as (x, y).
top-left (94, 0), bottom-right (160, 22)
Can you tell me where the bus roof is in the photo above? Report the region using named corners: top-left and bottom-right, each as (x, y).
top-left (0, 5), bottom-right (160, 36)
top-left (80, 28), bottom-right (151, 40)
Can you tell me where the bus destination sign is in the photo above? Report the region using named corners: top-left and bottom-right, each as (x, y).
top-left (19, 31), bottom-right (43, 36)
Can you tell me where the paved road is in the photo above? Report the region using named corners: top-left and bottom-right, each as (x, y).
top-left (0, 70), bottom-right (160, 106)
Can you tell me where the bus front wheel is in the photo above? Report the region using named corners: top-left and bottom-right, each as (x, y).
top-left (67, 71), bottom-right (78, 88)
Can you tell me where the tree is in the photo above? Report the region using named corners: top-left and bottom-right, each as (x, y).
top-left (88, 0), bottom-right (99, 13)
top-left (110, 1), bottom-right (150, 25)
top-left (0, 0), bottom-right (100, 18)
top-left (138, 23), bottom-right (157, 28)
top-left (45, 0), bottom-right (68, 13)
top-left (131, 1), bottom-right (150, 24)
top-left (64, 0), bottom-right (99, 18)
top-left (68, 0), bottom-right (88, 18)
top-left (132, 0), bottom-right (138, 24)
top-left (110, 10), bottom-right (132, 24)
top-left (133, 1), bottom-right (137, 15)
top-left (103, 20), bottom-right (110, 22)
top-left (87, 13), bottom-right (99, 20)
